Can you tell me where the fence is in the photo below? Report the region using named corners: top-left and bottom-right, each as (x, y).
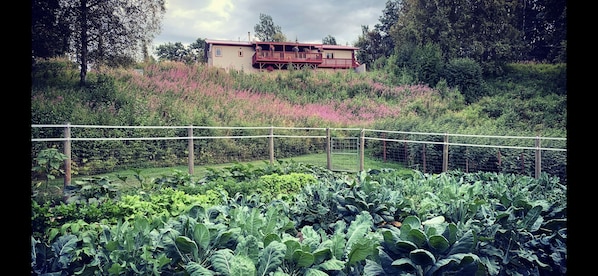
top-left (31, 124), bottom-right (567, 186)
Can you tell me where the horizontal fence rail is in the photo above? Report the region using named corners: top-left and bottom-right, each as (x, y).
top-left (31, 124), bottom-right (567, 186)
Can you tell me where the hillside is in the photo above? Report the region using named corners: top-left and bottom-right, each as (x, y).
top-left (31, 59), bottom-right (566, 138)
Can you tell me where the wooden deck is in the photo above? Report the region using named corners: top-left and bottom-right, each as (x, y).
top-left (252, 51), bottom-right (323, 64)
top-left (251, 42), bottom-right (358, 70)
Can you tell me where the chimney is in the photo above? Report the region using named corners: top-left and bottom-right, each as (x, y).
top-left (248, 32), bottom-right (251, 41)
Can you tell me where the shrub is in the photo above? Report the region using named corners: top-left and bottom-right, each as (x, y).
top-left (412, 43), bottom-right (444, 86)
top-left (444, 58), bottom-right (484, 103)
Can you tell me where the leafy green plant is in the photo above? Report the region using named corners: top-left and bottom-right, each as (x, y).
top-left (277, 212), bottom-right (381, 275)
top-left (467, 173), bottom-right (568, 275)
top-left (202, 162), bottom-right (259, 183)
top-left (154, 169), bottom-right (195, 188)
top-left (131, 168), bottom-right (148, 189)
top-left (63, 176), bottom-right (121, 204)
top-left (336, 171), bottom-right (404, 225)
top-left (367, 215), bottom-right (489, 275)
top-left (31, 234), bottom-right (81, 275)
top-left (32, 148), bottom-right (68, 190)
top-left (257, 172), bottom-right (317, 202)
top-left (290, 178), bottom-right (351, 233)
top-left (30, 166), bottom-right (566, 275)
top-left (115, 187), bottom-right (219, 220)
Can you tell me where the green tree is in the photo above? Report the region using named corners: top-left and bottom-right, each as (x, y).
top-left (412, 43), bottom-right (444, 85)
top-left (519, 0), bottom-right (567, 63)
top-left (375, 0), bottom-right (401, 57)
top-left (155, 39), bottom-right (207, 63)
top-left (58, 0), bottom-right (166, 85)
top-left (322, 35), bottom-right (337, 45)
top-left (390, 0), bottom-right (525, 74)
top-left (32, 0), bottom-right (70, 59)
top-left (155, 42), bottom-right (190, 62)
top-left (254, 13), bottom-right (285, 42)
top-left (189, 38), bottom-right (207, 63)
top-left (354, 25), bottom-right (385, 69)
top-left (355, 0), bottom-right (402, 69)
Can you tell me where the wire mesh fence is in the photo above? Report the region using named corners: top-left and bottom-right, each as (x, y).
top-left (31, 124), bottom-right (567, 184)
top-left (362, 129), bottom-right (567, 182)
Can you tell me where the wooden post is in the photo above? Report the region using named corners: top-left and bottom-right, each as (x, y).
top-left (188, 126), bottom-right (194, 175)
top-left (535, 136), bottom-right (541, 178)
top-left (382, 132), bottom-right (386, 162)
top-left (521, 152), bottom-right (525, 174)
top-left (63, 123), bottom-right (71, 187)
top-left (404, 140), bottom-right (408, 164)
top-left (359, 129), bottom-right (365, 172)
top-left (269, 126), bottom-right (275, 164)
top-left (497, 150), bottom-right (501, 167)
top-left (326, 128), bottom-right (332, 170)
top-left (442, 133), bottom-right (448, 172)
top-left (465, 148), bottom-right (469, 173)
top-left (422, 144), bottom-right (426, 173)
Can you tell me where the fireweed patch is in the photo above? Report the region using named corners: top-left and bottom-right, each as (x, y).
top-left (125, 63), bottom-right (442, 127)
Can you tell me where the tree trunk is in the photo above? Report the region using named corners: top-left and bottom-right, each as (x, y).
top-left (79, 0), bottom-right (88, 86)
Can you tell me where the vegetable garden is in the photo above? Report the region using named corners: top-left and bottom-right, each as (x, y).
top-left (31, 160), bottom-right (567, 275)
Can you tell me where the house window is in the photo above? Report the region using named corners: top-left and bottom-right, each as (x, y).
top-left (215, 47), bottom-right (222, 57)
top-left (238, 48), bottom-right (243, 57)
top-left (326, 52), bottom-right (334, 59)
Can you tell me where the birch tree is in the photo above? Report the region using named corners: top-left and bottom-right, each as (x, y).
top-left (59, 0), bottom-right (165, 85)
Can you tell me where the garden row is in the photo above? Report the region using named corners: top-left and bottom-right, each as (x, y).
top-left (31, 161), bottom-right (567, 275)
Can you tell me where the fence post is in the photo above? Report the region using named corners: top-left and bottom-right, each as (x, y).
top-left (521, 152), bottom-right (525, 174)
top-left (188, 126), bottom-right (194, 175)
top-left (326, 128), bottom-right (331, 170)
top-left (359, 129), bottom-right (365, 172)
top-left (443, 133), bottom-right (448, 172)
top-left (269, 126), bottom-right (274, 164)
top-left (535, 136), bottom-right (541, 178)
top-left (404, 140), bottom-right (407, 164)
top-left (63, 123), bottom-right (71, 188)
top-left (497, 150), bottom-right (501, 167)
top-left (465, 148), bottom-right (469, 173)
top-left (382, 132), bottom-right (386, 162)
top-left (422, 144), bottom-right (426, 173)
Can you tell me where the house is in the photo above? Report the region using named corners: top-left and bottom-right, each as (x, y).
top-left (204, 38), bottom-right (363, 73)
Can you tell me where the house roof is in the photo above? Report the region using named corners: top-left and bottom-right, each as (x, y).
top-left (205, 39), bottom-right (252, 47)
top-left (320, 44), bottom-right (359, 50)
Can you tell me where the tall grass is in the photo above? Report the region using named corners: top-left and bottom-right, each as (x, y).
top-left (31, 58), bottom-right (565, 134)
top-left (114, 62), bottom-right (448, 127)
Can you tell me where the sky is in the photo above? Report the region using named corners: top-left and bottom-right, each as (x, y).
top-left (152, 0), bottom-right (388, 50)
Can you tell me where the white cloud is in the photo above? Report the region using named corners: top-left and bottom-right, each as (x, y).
top-left (153, 0), bottom-right (387, 49)
top-left (201, 0), bottom-right (234, 20)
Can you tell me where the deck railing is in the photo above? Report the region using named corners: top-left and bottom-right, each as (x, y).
top-left (253, 51), bottom-right (323, 63)
top-left (320, 58), bottom-right (355, 68)
top-left (252, 51), bottom-right (357, 69)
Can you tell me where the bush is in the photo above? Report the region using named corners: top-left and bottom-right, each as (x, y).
top-left (444, 58), bottom-right (484, 103)
top-left (412, 43), bottom-right (444, 86)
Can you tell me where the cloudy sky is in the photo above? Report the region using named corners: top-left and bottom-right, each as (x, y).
top-left (152, 0), bottom-right (388, 49)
